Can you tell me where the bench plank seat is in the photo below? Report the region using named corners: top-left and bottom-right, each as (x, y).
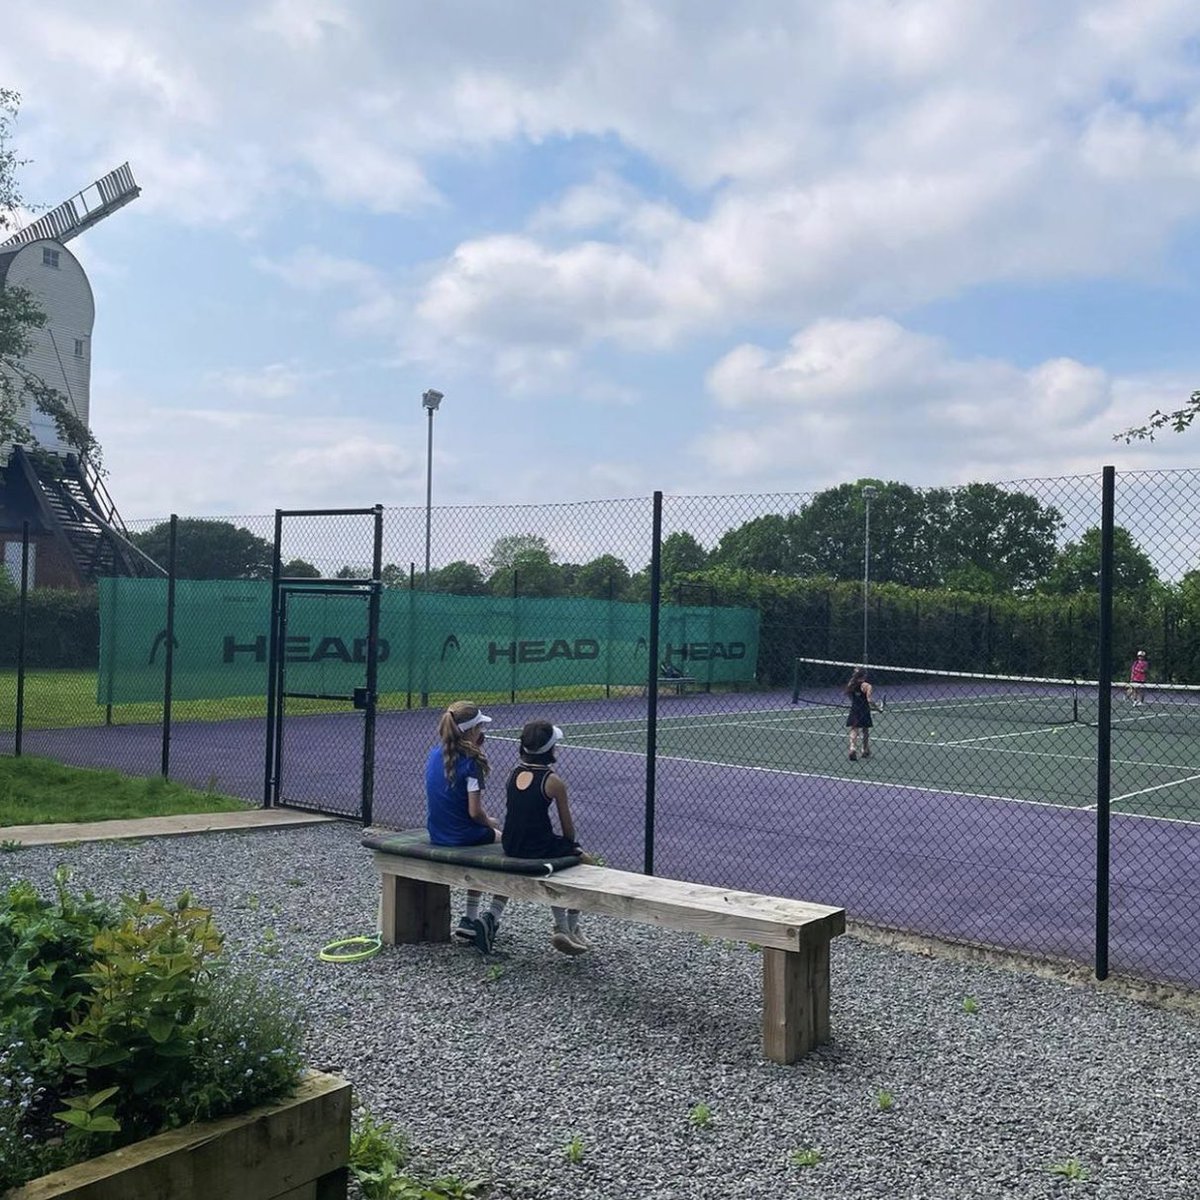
top-left (369, 842), bottom-right (844, 1063)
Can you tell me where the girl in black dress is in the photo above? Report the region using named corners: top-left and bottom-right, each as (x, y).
top-left (845, 668), bottom-right (874, 761)
top-left (503, 720), bottom-right (591, 955)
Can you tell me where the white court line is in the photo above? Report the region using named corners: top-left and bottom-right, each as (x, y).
top-left (561, 715), bottom-right (1200, 772)
top-left (1102, 772), bottom-right (1200, 806)
top-left (554, 718), bottom-right (1200, 829)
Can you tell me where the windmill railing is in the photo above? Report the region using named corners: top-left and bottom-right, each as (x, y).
top-left (0, 163), bottom-right (141, 250)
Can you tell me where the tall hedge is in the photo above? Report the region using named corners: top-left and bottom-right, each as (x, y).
top-left (0, 589), bottom-right (99, 669)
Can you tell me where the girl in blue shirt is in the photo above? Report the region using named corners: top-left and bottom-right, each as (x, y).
top-left (425, 700), bottom-right (507, 952)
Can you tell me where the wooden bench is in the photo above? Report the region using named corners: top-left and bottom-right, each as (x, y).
top-left (657, 673), bottom-right (698, 695)
top-left (371, 848), bottom-right (845, 1063)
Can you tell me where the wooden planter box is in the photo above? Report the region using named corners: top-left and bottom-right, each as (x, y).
top-left (10, 1070), bottom-right (351, 1200)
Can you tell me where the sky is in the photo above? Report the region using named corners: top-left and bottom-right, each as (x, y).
top-left (4, 0), bottom-right (1200, 538)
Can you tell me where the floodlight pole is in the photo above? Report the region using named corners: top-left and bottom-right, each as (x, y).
top-left (862, 484), bottom-right (878, 665)
top-left (421, 389), bottom-right (443, 707)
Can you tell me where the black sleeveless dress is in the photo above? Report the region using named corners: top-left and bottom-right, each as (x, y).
top-left (502, 764), bottom-right (581, 858)
top-left (847, 682), bottom-right (873, 729)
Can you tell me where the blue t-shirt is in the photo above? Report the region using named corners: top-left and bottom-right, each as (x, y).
top-left (425, 745), bottom-right (492, 846)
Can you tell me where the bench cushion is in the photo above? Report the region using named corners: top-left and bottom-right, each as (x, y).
top-left (363, 828), bottom-right (583, 875)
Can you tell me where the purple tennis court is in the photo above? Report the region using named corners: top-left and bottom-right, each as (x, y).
top-left (15, 686), bottom-right (1200, 991)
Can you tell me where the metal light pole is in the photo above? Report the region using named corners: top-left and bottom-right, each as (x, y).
top-left (421, 389), bottom-right (443, 706)
top-left (862, 484), bottom-right (877, 665)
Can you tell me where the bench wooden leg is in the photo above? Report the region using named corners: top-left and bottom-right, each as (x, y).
top-left (380, 874), bottom-right (451, 945)
top-left (761, 937), bottom-right (831, 1063)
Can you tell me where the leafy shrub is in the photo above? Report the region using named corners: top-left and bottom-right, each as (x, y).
top-left (0, 872), bottom-right (306, 1191)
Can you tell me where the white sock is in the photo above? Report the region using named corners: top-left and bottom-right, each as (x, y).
top-left (488, 896), bottom-right (508, 923)
top-left (464, 893), bottom-right (481, 921)
top-left (567, 910), bottom-right (581, 933)
top-left (551, 906), bottom-right (571, 932)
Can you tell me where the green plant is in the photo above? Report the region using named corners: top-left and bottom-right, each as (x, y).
top-left (350, 1111), bottom-right (485, 1198)
top-left (962, 995), bottom-right (980, 1014)
top-left (564, 1133), bottom-right (586, 1165)
top-left (790, 1147), bottom-right (822, 1167)
top-left (1046, 1158), bottom-right (1088, 1181)
top-left (484, 963), bottom-right (506, 983)
top-left (689, 1101), bottom-right (713, 1128)
top-left (876, 1090), bottom-right (895, 1112)
top-left (0, 874), bottom-right (306, 1191)
top-left (0, 839), bottom-right (22, 853)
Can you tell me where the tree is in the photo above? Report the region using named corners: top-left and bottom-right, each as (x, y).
top-left (431, 560), bottom-right (486, 595)
top-left (1041, 526), bottom-right (1159, 594)
top-left (660, 532), bottom-right (709, 581)
top-left (712, 514), bottom-right (814, 575)
top-left (928, 483), bottom-right (1061, 592)
top-left (131, 519), bottom-right (274, 580)
top-left (787, 481), bottom-right (941, 586)
top-left (0, 90), bottom-right (98, 461)
top-left (484, 534), bottom-right (554, 575)
top-left (281, 558), bottom-right (320, 578)
top-left (572, 554), bottom-right (631, 599)
top-left (1116, 390), bottom-right (1200, 442)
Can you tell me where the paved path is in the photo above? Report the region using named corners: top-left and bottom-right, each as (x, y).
top-left (2, 807), bottom-right (339, 847)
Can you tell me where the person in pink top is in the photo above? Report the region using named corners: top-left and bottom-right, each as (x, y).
top-left (1128, 649), bottom-right (1148, 706)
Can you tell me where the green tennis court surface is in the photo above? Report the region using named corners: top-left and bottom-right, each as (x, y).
top-left (510, 703), bottom-right (1200, 823)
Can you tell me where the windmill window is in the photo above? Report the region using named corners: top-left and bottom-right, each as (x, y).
top-left (74, 339), bottom-right (84, 357)
top-left (42, 248), bottom-right (60, 268)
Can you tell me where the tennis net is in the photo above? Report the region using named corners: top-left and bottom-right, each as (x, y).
top-left (791, 657), bottom-right (1200, 734)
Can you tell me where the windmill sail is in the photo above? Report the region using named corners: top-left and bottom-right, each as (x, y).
top-left (1, 163), bottom-right (140, 249)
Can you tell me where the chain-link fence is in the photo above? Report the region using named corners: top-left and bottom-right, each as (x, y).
top-left (3, 469), bottom-right (1199, 991)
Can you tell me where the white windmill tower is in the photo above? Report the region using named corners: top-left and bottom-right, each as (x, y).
top-left (0, 163), bottom-right (161, 586)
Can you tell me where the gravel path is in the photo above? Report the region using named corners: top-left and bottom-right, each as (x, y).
top-left (4, 821), bottom-right (1198, 1199)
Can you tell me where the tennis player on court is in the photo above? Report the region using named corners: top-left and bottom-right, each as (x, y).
top-left (845, 667), bottom-right (874, 761)
top-left (1129, 649), bottom-right (1149, 706)
top-left (425, 700), bottom-right (508, 954)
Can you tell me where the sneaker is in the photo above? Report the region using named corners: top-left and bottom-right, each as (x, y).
top-left (861, 750), bottom-right (871, 759)
top-left (567, 924), bottom-right (592, 950)
top-left (482, 910), bottom-right (499, 945)
top-left (552, 930), bottom-right (588, 956)
top-left (452, 916), bottom-right (476, 944)
top-left (848, 751), bottom-right (857, 761)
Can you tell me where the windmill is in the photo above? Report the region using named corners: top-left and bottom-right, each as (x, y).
top-left (0, 163), bottom-right (162, 587)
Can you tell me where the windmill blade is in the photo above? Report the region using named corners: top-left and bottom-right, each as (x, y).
top-left (1, 163), bottom-right (140, 249)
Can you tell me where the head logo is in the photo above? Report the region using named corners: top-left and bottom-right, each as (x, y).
top-left (148, 629), bottom-right (180, 665)
top-left (440, 634), bottom-right (460, 661)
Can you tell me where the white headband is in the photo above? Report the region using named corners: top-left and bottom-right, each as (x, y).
top-left (527, 725), bottom-right (563, 754)
top-left (454, 711), bottom-right (492, 733)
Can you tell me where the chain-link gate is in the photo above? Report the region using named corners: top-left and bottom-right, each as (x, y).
top-left (263, 506), bottom-right (383, 823)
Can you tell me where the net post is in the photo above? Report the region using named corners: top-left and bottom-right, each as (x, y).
top-left (791, 656), bottom-right (802, 705)
top-left (1094, 466), bottom-right (1115, 981)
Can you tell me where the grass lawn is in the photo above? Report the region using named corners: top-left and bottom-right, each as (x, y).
top-left (0, 669), bottom-right (655, 730)
top-left (0, 755), bottom-right (252, 826)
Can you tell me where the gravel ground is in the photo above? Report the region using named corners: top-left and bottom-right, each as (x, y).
top-left (4, 820), bottom-right (1199, 1200)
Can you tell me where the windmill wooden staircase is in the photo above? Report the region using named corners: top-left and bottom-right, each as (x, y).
top-left (10, 446), bottom-right (163, 584)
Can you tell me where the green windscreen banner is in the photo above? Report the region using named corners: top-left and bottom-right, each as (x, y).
top-left (97, 579), bottom-right (760, 704)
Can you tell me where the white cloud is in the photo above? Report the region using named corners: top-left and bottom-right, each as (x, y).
top-left (694, 318), bottom-right (1198, 490)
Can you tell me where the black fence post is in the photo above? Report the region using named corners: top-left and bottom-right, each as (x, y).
top-left (15, 520), bottom-right (30, 757)
top-left (606, 573), bottom-right (615, 699)
top-left (510, 569), bottom-right (518, 705)
top-left (362, 505), bottom-right (383, 827)
top-left (644, 491), bottom-right (663, 876)
top-left (1095, 465), bottom-right (1115, 980)
top-left (160, 515), bottom-right (178, 778)
top-left (406, 562), bottom-right (415, 711)
top-left (263, 510), bottom-right (283, 807)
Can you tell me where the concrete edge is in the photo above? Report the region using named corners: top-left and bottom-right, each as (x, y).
top-left (1, 807), bottom-right (344, 847)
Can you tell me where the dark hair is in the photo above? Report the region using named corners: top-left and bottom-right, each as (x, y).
top-left (844, 667), bottom-right (867, 695)
top-left (519, 720), bottom-right (557, 765)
